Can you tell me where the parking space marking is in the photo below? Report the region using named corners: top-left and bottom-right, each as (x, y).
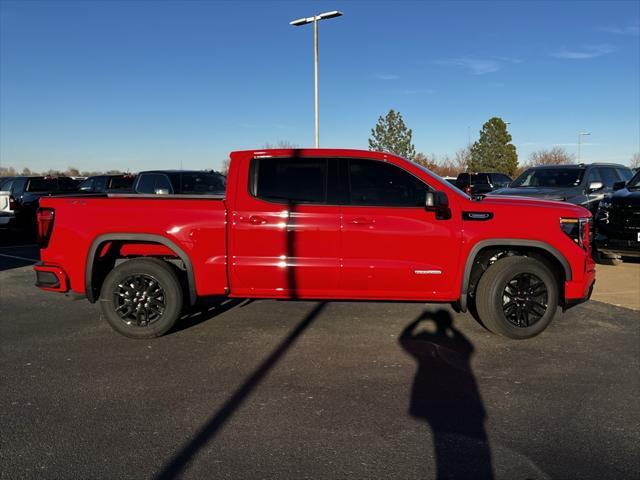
top-left (0, 253), bottom-right (38, 262)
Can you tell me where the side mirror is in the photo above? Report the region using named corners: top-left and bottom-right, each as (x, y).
top-left (154, 188), bottom-right (170, 195)
top-left (425, 192), bottom-right (435, 208)
top-left (613, 181), bottom-right (626, 191)
top-left (587, 181), bottom-right (603, 193)
top-left (425, 191), bottom-right (451, 220)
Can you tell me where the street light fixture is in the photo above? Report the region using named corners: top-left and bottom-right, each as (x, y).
top-left (578, 132), bottom-right (591, 163)
top-left (290, 10), bottom-right (343, 148)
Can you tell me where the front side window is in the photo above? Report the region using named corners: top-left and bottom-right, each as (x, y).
top-left (78, 178), bottom-right (95, 192)
top-left (598, 167), bottom-right (620, 187)
top-left (616, 168), bottom-right (633, 182)
top-left (254, 158), bottom-right (327, 203)
top-left (349, 159), bottom-right (428, 207)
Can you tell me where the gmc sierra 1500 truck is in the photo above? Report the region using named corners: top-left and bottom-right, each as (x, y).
top-left (34, 148), bottom-right (595, 339)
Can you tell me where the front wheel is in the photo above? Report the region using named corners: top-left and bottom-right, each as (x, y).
top-left (475, 256), bottom-right (559, 339)
top-left (99, 258), bottom-right (184, 338)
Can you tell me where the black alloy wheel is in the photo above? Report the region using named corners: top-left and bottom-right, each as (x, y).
top-left (501, 273), bottom-right (548, 328)
top-left (113, 274), bottom-right (166, 327)
top-left (100, 258), bottom-right (184, 338)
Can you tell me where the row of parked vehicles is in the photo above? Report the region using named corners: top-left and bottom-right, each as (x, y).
top-left (449, 163), bottom-right (638, 264)
top-left (0, 169), bottom-right (226, 234)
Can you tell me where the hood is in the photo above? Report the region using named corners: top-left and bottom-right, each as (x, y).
top-left (611, 187), bottom-right (640, 207)
top-left (477, 194), bottom-right (589, 217)
top-left (490, 187), bottom-right (570, 201)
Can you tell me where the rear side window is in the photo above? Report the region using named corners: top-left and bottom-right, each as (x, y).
top-left (254, 158), bottom-right (327, 203)
top-left (176, 172), bottom-right (225, 194)
top-left (472, 173), bottom-right (491, 185)
top-left (348, 159), bottom-right (427, 207)
top-left (109, 176), bottom-right (135, 191)
top-left (136, 174), bottom-right (173, 194)
top-left (26, 178), bottom-right (57, 192)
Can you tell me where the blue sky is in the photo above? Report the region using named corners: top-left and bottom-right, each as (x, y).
top-left (1, 0), bottom-right (639, 172)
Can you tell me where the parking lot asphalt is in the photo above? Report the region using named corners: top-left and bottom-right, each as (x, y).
top-left (1, 244), bottom-right (639, 479)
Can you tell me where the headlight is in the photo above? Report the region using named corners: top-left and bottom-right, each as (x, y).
top-left (560, 217), bottom-right (590, 250)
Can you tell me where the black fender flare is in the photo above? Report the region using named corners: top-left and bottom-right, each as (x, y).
top-left (459, 239), bottom-right (572, 312)
top-left (85, 233), bottom-right (197, 305)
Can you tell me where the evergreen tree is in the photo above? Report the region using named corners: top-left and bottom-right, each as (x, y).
top-left (368, 109), bottom-right (416, 160)
top-left (468, 117), bottom-right (518, 176)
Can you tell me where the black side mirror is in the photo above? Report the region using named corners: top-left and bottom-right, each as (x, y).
top-left (613, 181), bottom-right (626, 191)
top-left (425, 191), bottom-right (451, 220)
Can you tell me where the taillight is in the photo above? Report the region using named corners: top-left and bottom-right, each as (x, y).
top-left (464, 186), bottom-right (472, 194)
top-left (9, 195), bottom-right (16, 211)
top-left (560, 217), bottom-right (590, 250)
top-left (37, 208), bottom-right (55, 248)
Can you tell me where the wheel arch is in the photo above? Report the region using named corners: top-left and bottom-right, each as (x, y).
top-left (85, 233), bottom-right (197, 305)
top-left (459, 239), bottom-right (572, 312)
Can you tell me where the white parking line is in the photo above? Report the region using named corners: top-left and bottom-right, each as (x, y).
top-left (0, 253), bottom-right (38, 262)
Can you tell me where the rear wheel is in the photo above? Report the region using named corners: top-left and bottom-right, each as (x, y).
top-left (99, 258), bottom-right (183, 338)
top-left (475, 256), bottom-right (558, 339)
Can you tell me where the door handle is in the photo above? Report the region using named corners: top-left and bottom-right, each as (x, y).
top-left (240, 215), bottom-right (268, 225)
top-left (350, 217), bottom-right (374, 225)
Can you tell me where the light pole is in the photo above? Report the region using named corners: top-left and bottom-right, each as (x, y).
top-left (578, 132), bottom-right (591, 163)
top-left (290, 10), bottom-right (343, 148)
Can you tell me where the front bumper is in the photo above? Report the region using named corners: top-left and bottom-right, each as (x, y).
top-left (595, 235), bottom-right (640, 258)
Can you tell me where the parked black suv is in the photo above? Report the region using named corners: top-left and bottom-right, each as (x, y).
top-left (454, 172), bottom-right (512, 195)
top-left (594, 170), bottom-right (640, 264)
top-left (134, 170), bottom-right (226, 195)
top-left (77, 174), bottom-right (136, 193)
top-left (0, 176), bottom-right (79, 227)
top-left (489, 163), bottom-right (634, 214)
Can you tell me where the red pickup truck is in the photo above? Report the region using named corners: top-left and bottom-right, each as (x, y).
top-left (34, 148), bottom-right (595, 339)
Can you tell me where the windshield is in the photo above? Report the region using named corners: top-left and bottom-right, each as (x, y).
top-left (511, 168), bottom-right (585, 188)
top-left (174, 172), bottom-right (226, 194)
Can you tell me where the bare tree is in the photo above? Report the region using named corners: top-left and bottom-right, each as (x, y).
top-left (630, 152), bottom-right (640, 169)
top-left (262, 140), bottom-right (298, 149)
top-left (453, 147), bottom-right (470, 172)
top-left (0, 166), bottom-right (17, 176)
top-left (528, 147), bottom-right (575, 166)
top-left (67, 166), bottom-right (80, 177)
top-left (220, 159), bottom-right (230, 176)
top-left (21, 167), bottom-right (33, 176)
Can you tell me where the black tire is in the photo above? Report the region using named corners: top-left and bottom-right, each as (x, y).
top-left (99, 258), bottom-right (184, 339)
top-left (475, 256), bottom-right (559, 339)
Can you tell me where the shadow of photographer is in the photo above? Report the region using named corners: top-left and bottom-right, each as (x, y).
top-left (400, 309), bottom-right (494, 480)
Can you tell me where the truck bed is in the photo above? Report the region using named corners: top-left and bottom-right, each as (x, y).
top-left (39, 195), bottom-right (228, 298)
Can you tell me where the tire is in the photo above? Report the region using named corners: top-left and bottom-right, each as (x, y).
top-left (99, 258), bottom-right (184, 339)
top-left (475, 256), bottom-right (559, 339)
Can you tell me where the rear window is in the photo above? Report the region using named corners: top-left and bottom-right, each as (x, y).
top-left (174, 172), bottom-right (225, 194)
top-left (511, 168), bottom-right (585, 188)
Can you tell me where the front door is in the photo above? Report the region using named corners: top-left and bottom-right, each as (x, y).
top-left (230, 156), bottom-right (341, 298)
top-left (340, 158), bottom-right (461, 300)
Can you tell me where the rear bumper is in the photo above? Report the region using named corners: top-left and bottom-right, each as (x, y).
top-left (34, 264), bottom-right (69, 292)
top-left (0, 213), bottom-right (16, 228)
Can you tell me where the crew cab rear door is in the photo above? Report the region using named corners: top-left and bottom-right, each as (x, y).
top-left (340, 158), bottom-right (461, 300)
top-left (229, 155), bottom-right (341, 298)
